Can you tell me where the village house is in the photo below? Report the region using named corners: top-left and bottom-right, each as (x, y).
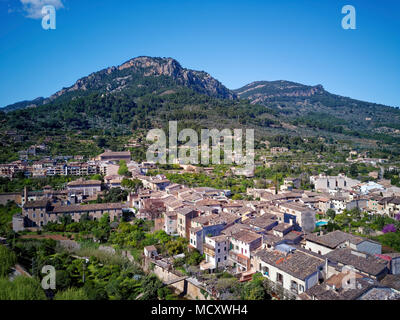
top-left (299, 271), bottom-right (400, 300)
top-left (144, 245), bottom-right (158, 259)
top-left (281, 177), bottom-right (301, 191)
top-left (311, 174), bottom-right (360, 192)
top-left (325, 248), bottom-right (388, 280)
top-left (176, 206), bottom-right (200, 240)
top-left (330, 196), bottom-right (348, 213)
top-left (377, 196), bottom-right (400, 217)
top-left (17, 200), bottom-right (126, 230)
top-left (201, 235), bottom-right (230, 271)
top-left (67, 179), bottom-right (102, 197)
top-left (229, 229), bottom-right (262, 273)
top-left (243, 214), bottom-right (278, 233)
top-left (253, 246), bottom-right (325, 297)
top-left (0, 163), bottom-right (22, 178)
top-left (140, 175), bottom-right (170, 191)
top-left (278, 202), bottom-right (316, 232)
top-left (367, 194), bottom-right (383, 213)
top-left (304, 230), bottom-right (382, 256)
top-left (270, 147), bottom-right (289, 155)
top-left (271, 223), bottom-right (295, 238)
top-left (20, 200), bottom-right (52, 228)
top-left (163, 211), bottom-right (177, 235)
top-left (189, 214), bottom-right (229, 254)
top-left (96, 151), bottom-right (131, 163)
top-left (51, 203), bottom-right (126, 222)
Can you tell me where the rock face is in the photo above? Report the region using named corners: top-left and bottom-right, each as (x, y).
top-left (46, 56), bottom-right (236, 102)
top-left (117, 56), bottom-right (236, 99)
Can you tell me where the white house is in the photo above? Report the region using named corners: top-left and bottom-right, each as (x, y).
top-left (229, 230), bottom-right (262, 272)
top-left (253, 247), bottom-right (324, 296)
top-left (304, 230), bottom-right (382, 256)
top-left (201, 235), bottom-right (230, 271)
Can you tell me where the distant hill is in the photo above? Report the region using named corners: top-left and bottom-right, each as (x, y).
top-left (2, 97), bottom-right (46, 112)
top-left (234, 80), bottom-right (400, 141)
top-left (1, 57), bottom-right (399, 162)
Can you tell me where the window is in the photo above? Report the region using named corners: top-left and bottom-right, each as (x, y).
top-left (33, 213), bottom-right (36, 218)
top-left (276, 273), bottom-right (283, 284)
top-left (262, 266), bottom-right (269, 276)
top-left (218, 258), bottom-right (220, 262)
top-left (299, 285), bottom-right (305, 292)
top-left (291, 280), bottom-right (298, 293)
top-left (218, 249), bottom-right (220, 253)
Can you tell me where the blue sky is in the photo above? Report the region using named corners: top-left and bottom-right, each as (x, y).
top-left (0, 0), bottom-right (399, 108)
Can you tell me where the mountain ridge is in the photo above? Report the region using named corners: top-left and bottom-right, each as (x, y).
top-left (1, 56), bottom-right (399, 157)
top-left (2, 56), bottom-right (236, 111)
top-left (3, 57), bottom-right (398, 112)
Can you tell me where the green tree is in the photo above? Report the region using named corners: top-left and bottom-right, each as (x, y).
top-left (121, 178), bottom-right (143, 193)
top-left (326, 209), bottom-right (336, 221)
top-left (241, 273), bottom-right (269, 300)
top-left (0, 245), bottom-right (17, 278)
top-left (93, 214), bottom-right (111, 243)
top-left (0, 276), bottom-right (46, 300)
top-left (118, 160), bottom-right (129, 176)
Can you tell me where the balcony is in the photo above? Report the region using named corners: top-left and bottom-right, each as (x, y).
top-left (203, 243), bottom-right (215, 257)
top-left (229, 251), bottom-right (249, 268)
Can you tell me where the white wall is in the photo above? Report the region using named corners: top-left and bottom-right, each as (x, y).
top-left (257, 259), bottom-right (307, 294)
top-left (304, 241), bottom-right (333, 256)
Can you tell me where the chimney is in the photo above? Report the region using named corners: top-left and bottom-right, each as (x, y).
top-left (24, 186), bottom-right (28, 204)
top-left (325, 258), bottom-right (329, 277)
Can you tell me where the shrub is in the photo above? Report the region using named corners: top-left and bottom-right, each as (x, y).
top-left (0, 276), bottom-right (46, 300)
top-left (382, 224), bottom-right (397, 233)
top-left (55, 288), bottom-right (89, 300)
top-left (0, 245), bottom-right (17, 278)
